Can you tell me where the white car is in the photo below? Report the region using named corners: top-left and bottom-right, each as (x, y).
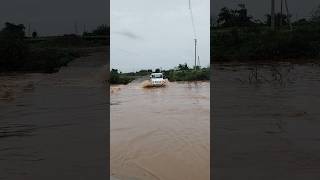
top-left (149, 73), bottom-right (166, 86)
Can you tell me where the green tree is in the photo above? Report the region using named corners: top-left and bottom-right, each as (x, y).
top-left (177, 63), bottom-right (189, 71)
top-left (155, 68), bottom-right (161, 73)
top-left (92, 24), bottom-right (109, 36)
top-left (311, 5), bottom-right (320, 22)
top-left (266, 13), bottom-right (289, 27)
top-left (110, 69), bottom-right (120, 84)
top-left (217, 7), bottom-right (234, 27)
top-left (217, 4), bottom-right (254, 27)
top-left (0, 22), bottom-right (29, 70)
top-left (237, 4), bottom-right (252, 26)
top-left (0, 22), bottom-right (25, 38)
top-left (32, 31), bottom-right (38, 38)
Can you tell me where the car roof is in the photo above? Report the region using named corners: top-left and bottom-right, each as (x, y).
top-left (151, 73), bottom-right (163, 75)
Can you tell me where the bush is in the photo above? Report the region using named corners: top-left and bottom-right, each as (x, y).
top-left (110, 69), bottom-right (135, 84)
top-left (26, 48), bottom-right (80, 73)
top-left (0, 22), bottom-right (96, 73)
top-left (212, 26), bottom-right (320, 62)
top-left (0, 22), bottom-right (29, 71)
top-left (164, 67), bottom-right (210, 81)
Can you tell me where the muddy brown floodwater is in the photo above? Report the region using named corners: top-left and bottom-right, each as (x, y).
top-left (111, 80), bottom-right (210, 180)
top-left (213, 63), bottom-right (320, 180)
top-left (0, 49), bottom-right (108, 180)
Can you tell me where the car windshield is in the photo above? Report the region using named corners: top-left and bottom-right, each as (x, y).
top-left (151, 74), bottom-right (163, 78)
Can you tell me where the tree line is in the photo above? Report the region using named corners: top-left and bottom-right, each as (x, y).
top-left (0, 22), bottom-right (109, 72)
top-left (211, 3), bottom-right (320, 62)
top-left (212, 4), bottom-right (320, 28)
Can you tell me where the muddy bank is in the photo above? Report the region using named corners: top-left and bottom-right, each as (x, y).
top-left (212, 63), bottom-right (320, 179)
top-left (111, 80), bottom-right (210, 180)
top-left (0, 50), bottom-right (108, 180)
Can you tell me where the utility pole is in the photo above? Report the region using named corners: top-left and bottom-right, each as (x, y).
top-left (284, 0), bottom-right (293, 30)
top-left (28, 23), bottom-right (31, 37)
top-left (197, 56), bottom-right (200, 67)
top-left (194, 38), bottom-right (197, 68)
top-left (280, 0), bottom-right (283, 27)
top-left (74, 21), bottom-right (78, 35)
top-left (271, 0), bottom-right (275, 30)
top-left (83, 24), bottom-right (86, 34)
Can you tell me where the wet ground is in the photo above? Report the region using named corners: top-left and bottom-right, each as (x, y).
top-left (0, 50), bottom-right (108, 180)
top-left (111, 80), bottom-right (210, 180)
top-left (212, 63), bottom-right (320, 180)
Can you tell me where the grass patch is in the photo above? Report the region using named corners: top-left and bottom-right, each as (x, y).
top-left (25, 48), bottom-right (82, 73)
top-left (110, 69), bottom-right (135, 85)
top-left (163, 67), bottom-right (210, 81)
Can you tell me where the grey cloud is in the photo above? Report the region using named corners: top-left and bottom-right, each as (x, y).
top-left (115, 30), bottom-right (142, 40)
top-left (0, 0), bottom-right (108, 35)
top-left (111, 0), bottom-right (210, 72)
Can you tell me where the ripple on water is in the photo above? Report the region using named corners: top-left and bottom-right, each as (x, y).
top-left (111, 80), bottom-right (210, 180)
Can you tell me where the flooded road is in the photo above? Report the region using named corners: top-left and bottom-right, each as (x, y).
top-left (0, 49), bottom-right (108, 180)
top-left (111, 80), bottom-right (210, 180)
top-left (213, 63), bottom-right (320, 180)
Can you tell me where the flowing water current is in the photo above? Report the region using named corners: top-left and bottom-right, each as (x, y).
top-left (111, 80), bottom-right (210, 180)
top-left (2, 59), bottom-right (320, 180)
top-left (0, 51), bottom-right (108, 180)
top-left (212, 63), bottom-right (320, 179)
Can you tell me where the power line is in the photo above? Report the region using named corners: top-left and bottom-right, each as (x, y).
top-left (189, 0), bottom-right (198, 68)
top-left (271, 0), bottom-right (292, 30)
top-left (28, 23), bottom-right (31, 37)
top-left (284, 0), bottom-right (293, 30)
top-left (189, 0), bottom-right (197, 39)
top-left (74, 21), bottom-right (78, 35)
top-left (271, 0), bottom-right (275, 30)
top-left (194, 39), bottom-right (197, 68)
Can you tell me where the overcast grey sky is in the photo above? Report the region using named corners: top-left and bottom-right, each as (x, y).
top-left (0, 0), bottom-right (108, 36)
top-left (111, 0), bottom-right (210, 72)
top-left (211, 0), bottom-right (320, 21)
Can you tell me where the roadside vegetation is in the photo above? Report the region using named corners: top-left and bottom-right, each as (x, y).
top-left (0, 22), bottom-right (108, 73)
top-left (211, 4), bottom-right (320, 62)
top-left (163, 64), bottom-right (210, 81)
top-left (110, 69), bottom-right (135, 85)
top-left (110, 64), bottom-right (210, 85)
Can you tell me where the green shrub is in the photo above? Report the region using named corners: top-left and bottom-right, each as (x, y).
top-left (110, 69), bottom-right (135, 85)
top-left (0, 22), bottom-right (29, 71)
top-left (212, 25), bottom-right (320, 62)
top-left (164, 67), bottom-right (210, 81)
top-left (0, 22), bottom-right (84, 73)
top-left (26, 48), bottom-right (80, 73)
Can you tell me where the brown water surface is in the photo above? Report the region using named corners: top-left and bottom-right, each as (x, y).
top-left (212, 63), bottom-right (320, 180)
top-left (111, 80), bottom-right (210, 180)
top-left (0, 50), bottom-right (108, 180)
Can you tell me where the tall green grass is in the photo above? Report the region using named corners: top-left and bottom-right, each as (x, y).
top-left (163, 68), bottom-right (210, 81)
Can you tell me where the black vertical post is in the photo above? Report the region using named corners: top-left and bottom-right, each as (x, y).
top-left (280, 0), bottom-right (283, 27)
top-left (285, 0), bottom-right (293, 30)
top-left (194, 38), bottom-right (197, 68)
top-left (271, 0), bottom-right (275, 30)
